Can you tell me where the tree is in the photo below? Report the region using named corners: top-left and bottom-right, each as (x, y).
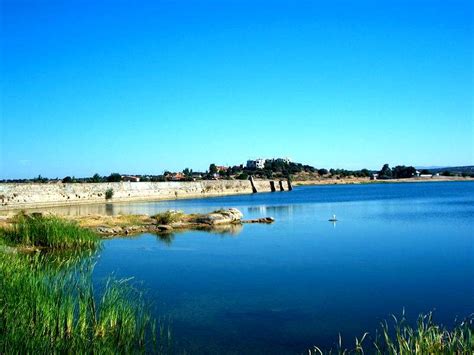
top-left (318, 168), bottom-right (328, 176)
top-left (107, 173), bottom-right (122, 182)
top-left (236, 173), bottom-right (248, 180)
top-left (264, 169), bottom-right (273, 179)
top-left (392, 166), bottom-right (417, 179)
top-left (360, 169), bottom-right (370, 177)
top-left (91, 173), bottom-right (102, 183)
top-left (183, 168), bottom-right (192, 177)
top-left (378, 164), bottom-right (392, 179)
top-left (62, 176), bottom-right (72, 183)
top-left (209, 164), bottom-right (218, 174)
top-left (33, 175), bottom-right (48, 183)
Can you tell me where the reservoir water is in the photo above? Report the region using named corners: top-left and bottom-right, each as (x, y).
top-left (91, 182), bottom-right (473, 353)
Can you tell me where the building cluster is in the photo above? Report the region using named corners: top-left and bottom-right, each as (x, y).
top-left (164, 171), bottom-right (203, 181)
top-left (119, 157), bottom-right (293, 183)
top-left (121, 175), bottom-right (140, 182)
top-left (246, 157), bottom-right (291, 170)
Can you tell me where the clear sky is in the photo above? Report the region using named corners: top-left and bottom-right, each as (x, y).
top-left (1, 0), bottom-right (473, 179)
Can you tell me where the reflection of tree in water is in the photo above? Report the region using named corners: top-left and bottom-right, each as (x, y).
top-left (155, 232), bottom-right (176, 246)
top-left (105, 203), bottom-right (115, 215)
top-left (154, 223), bottom-right (243, 246)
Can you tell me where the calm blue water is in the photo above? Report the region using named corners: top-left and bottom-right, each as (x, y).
top-left (93, 182), bottom-right (474, 354)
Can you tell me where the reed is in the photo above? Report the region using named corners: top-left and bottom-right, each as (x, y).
top-left (0, 252), bottom-right (169, 353)
top-left (0, 214), bottom-right (170, 353)
top-left (310, 311), bottom-right (473, 354)
top-left (0, 213), bottom-right (99, 249)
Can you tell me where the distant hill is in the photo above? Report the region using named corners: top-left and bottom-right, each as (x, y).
top-left (417, 166), bottom-right (474, 174)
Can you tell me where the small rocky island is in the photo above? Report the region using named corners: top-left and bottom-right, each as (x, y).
top-left (0, 208), bottom-right (274, 238)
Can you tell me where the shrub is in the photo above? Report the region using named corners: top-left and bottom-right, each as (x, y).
top-left (153, 211), bottom-right (184, 225)
top-left (105, 188), bottom-right (114, 200)
top-left (236, 173), bottom-right (248, 180)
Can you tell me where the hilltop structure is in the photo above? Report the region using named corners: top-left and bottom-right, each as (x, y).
top-left (246, 157), bottom-right (291, 170)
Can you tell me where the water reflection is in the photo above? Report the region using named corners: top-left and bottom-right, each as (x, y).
top-left (94, 182), bottom-right (474, 354)
top-left (155, 233), bottom-right (175, 246)
top-left (205, 223), bottom-right (243, 236)
top-left (154, 223), bottom-right (243, 246)
top-left (246, 204), bottom-right (314, 219)
top-left (105, 203), bottom-right (115, 215)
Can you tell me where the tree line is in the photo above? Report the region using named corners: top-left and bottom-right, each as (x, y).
top-left (1, 163), bottom-right (472, 183)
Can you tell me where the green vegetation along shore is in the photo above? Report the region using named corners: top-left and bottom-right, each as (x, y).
top-left (0, 214), bottom-right (170, 354)
top-left (310, 312), bottom-right (473, 354)
top-left (0, 214), bottom-right (472, 354)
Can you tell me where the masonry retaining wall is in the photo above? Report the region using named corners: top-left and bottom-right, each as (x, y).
top-left (0, 180), bottom-right (291, 210)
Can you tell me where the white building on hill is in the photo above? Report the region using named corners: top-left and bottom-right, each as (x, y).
top-left (246, 159), bottom-right (266, 169)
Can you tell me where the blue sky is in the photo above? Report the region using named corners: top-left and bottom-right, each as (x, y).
top-left (1, 0), bottom-right (472, 178)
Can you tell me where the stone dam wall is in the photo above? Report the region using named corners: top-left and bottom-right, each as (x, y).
top-left (0, 180), bottom-right (291, 210)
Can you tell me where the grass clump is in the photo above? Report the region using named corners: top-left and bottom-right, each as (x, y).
top-left (310, 311), bottom-right (473, 354)
top-left (0, 252), bottom-right (167, 353)
top-left (0, 213), bottom-right (99, 250)
top-left (152, 210), bottom-right (184, 225)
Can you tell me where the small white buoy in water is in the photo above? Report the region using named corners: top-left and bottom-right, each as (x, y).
top-left (328, 214), bottom-right (338, 222)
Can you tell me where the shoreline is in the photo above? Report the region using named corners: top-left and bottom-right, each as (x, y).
top-left (0, 177), bottom-right (472, 212)
top-left (0, 209), bottom-right (274, 243)
top-left (0, 180), bottom-right (289, 212)
top-left (294, 176), bottom-right (473, 186)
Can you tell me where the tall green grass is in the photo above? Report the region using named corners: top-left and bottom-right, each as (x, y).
top-left (0, 213), bottom-right (99, 249)
top-left (0, 252), bottom-right (170, 353)
top-left (0, 214), bottom-right (170, 353)
top-left (310, 311), bottom-right (473, 354)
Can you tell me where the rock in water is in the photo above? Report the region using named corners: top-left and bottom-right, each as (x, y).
top-left (197, 208), bottom-right (243, 225)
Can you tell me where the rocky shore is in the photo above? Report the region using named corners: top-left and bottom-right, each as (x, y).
top-left (0, 208), bottom-right (274, 238)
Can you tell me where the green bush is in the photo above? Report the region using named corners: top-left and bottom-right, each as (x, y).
top-left (105, 188), bottom-right (114, 200)
top-left (152, 211), bottom-right (184, 225)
